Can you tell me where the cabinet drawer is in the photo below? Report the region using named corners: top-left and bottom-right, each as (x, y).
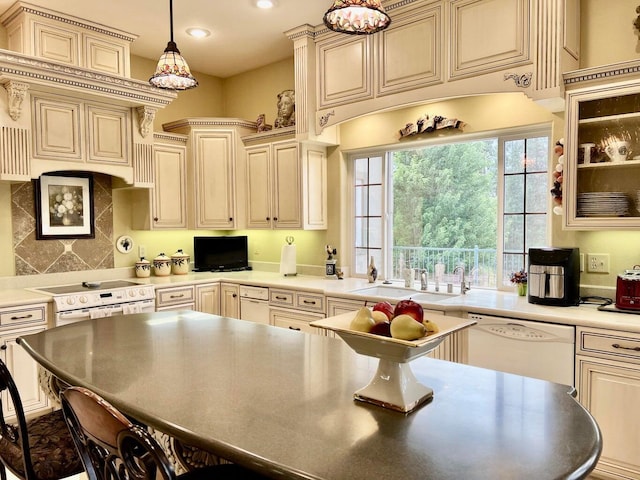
top-left (295, 293), bottom-right (325, 314)
top-left (156, 286), bottom-right (195, 308)
top-left (577, 327), bottom-right (640, 364)
top-left (0, 304), bottom-right (46, 328)
top-left (270, 290), bottom-right (294, 307)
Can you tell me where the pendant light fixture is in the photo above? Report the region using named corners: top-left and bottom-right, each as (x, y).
top-left (323, 0), bottom-right (391, 35)
top-left (149, 0), bottom-right (198, 90)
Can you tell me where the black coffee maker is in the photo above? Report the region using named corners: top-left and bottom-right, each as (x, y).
top-left (528, 247), bottom-right (580, 306)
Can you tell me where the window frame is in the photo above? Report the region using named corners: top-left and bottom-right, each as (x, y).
top-left (346, 123), bottom-right (553, 290)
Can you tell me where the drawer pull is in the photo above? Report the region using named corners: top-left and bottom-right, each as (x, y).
top-left (10, 314), bottom-right (33, 320)
top-left (0, 345), bottom-right (6, 350)
top-left (612, 343), bottom-right (640, 352)
top-left (303, 300), bottom-right (317, 305)
top-left (169, 294), bottom-right (185, 299)
top-left (275, 296), bottom-right (287, 300)
top-left (288, 326), bottom-right (301, 331)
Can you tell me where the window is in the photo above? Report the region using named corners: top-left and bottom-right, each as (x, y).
top-left (350, 126), bottom-right (550, 289)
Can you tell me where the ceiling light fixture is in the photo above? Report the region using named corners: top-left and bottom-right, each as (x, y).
top-left (323, 0), bottom-right (391, 35)
top-left (186, 27), bottom-right (211, 38)
top-left (256, 0), bottom-right (274, 8)
top-left (149, 0), bottom-right (198, 90)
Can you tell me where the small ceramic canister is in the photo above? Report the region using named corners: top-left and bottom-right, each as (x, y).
top-left (135, 257), bottom-right (151, 278)
top-left (171, 249), bottom-right (190, 275)
top-left (153, 253), bottom-right (171, 276)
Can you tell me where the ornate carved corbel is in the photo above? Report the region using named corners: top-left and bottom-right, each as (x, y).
top-left (3, 81), bottom-right (29, 121)
top-left (504, 72), bottom-right (532, 88)
top-left (136, 106), bottom-right (157, 138)
top-left (319, 110), bottom-right (335, 128)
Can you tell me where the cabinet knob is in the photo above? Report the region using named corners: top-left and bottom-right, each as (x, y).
top-left (232, 293), bottom-right (237, 298)
top-left (153, 217), bottom-right (159, 222)
top-left (273, 217), bottom-right (278, 221)
top-left (229, 217), bottom-right (233, 221)
top-left (266, 217), bottom-right (270, 221)
top-left (0, 345), bottom-right (6, 350)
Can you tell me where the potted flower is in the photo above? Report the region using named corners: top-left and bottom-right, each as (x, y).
top-left (510, 269), bottom-right (528, 296)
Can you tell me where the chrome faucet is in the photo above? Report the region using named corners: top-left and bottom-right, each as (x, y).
top-left (453, 266), bottom-right (471, 294)
top-left (420, 269), bottom-right (428, 291)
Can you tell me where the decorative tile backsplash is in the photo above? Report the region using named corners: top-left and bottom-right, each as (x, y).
top-left (12, 174), bottom-right (114, 275)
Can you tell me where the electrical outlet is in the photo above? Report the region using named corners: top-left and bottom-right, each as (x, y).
top-left (579, 253), bottom-right (584, 272)
top-left (139, 245), bottom-right (146, 258)
top-left (586, 253), bottom-right (610, 273)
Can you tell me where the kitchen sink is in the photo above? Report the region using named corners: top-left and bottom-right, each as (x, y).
top-left (349, 286), bottom-right (459, 303)
top-left (350, 286), bottom-right (417, 298)
top-left (404, 292), bottom-right (459, 303)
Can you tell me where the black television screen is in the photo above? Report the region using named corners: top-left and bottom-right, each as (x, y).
top-left (193, 236), bottom-right (250, 272)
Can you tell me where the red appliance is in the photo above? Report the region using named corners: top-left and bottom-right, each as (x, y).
top-left (615, 269), bottom-right (640, 310)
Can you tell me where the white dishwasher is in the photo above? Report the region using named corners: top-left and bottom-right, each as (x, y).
top-left (466, 313), bottom-right (575, 386)
top-left (239, 285), bottom-right (270, 325)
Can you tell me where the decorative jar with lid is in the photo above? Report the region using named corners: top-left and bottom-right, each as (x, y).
top-left (135, 257), bottom-right (151, 278)
top-left (153, 253), bottom-right (171, 276)
top-left (171, 249), bottom-right (190, 275)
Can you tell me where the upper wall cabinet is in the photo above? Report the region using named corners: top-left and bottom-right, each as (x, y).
top-left (243, 127), bottom-right (327, 230)
top-left (163, 118), bottom-right (256, 230)
top-left (563, 60), bottom-right (640, 230)
top-left (288, 0), bottom-right (579, 133)
top-left (0, 2), bottom-right (135, 77)
top-left (0, 2), bottom-right (176, 185)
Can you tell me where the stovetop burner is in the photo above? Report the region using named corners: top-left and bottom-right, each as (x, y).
top-left (33, 280), bottom-right (142, 295)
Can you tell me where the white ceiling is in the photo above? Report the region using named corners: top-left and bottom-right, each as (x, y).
top-left (0, 0), bottom-right (332, 78)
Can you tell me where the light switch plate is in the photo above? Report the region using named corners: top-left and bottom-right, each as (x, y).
top-left (586, 253), bottom-right (610, 273)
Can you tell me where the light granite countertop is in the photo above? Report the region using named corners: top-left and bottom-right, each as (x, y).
top-left (2, 269), bottom-right (637, 333)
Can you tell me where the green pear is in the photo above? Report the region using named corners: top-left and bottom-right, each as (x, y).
top-left (391, 314), bottom-right (426, 340)
top-left (350, 307), bottom-right (376, 333)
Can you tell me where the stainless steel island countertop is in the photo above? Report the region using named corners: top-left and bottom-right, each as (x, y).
top-left (18, 311), bottom-right (601, 480)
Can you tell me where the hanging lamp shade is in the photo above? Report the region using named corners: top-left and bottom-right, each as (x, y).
top-left (323, 0), bottom-right (391, 35)
top-left (149, 0), bottom-right (198, 90)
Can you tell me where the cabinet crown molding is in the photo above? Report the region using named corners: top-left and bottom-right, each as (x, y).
top-left (564, 59), bottom-right (640, 88)
top-left (0, 49), bottom-right (176, 107)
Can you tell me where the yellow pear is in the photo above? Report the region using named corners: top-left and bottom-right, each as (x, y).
top-left (391, 314), bottom-right (426, 340)
top-left (350, 307), bottom-right (376, 333)
top-left (423, 319), bottom-right (439, 334)
top-left (371, 310), bottom-right (389, 324)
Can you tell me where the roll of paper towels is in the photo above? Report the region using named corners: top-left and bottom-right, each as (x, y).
top-left (280, 243), bottom-right (297, 276)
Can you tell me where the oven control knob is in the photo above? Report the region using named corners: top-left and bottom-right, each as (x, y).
top-left (128, 289), bottom-right (135, 297)
top-left (79, 296), bottom-right (88, 304)
top-left (66, 297), bottom-right (75, 305)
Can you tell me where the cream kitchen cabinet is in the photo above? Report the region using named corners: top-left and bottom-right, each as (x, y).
top-left (269, 288), bottom-right (325, 334)
top-left (326, 297), bottom-right (369, 317)
top-left (220, 283), bottom-right (240, 319)
top-left (243, 130), bottom-right (327, 230)
top-left (0, 2), bottom-right (135, 77)
top-left (0, 303), bottom-right (49, 418)
top-left (131, 133), bottom-right (188, 230)
top-left (30, 91), bottom-right (132, 175)
top-left (196, 283), bottom-right (220, 315)
top-left (155, 285), bottom-right (196, 311)
top-left (288, 0), bottom-right (578, 133)
top-left (576, 326), bottom-right (640, 479)
top-left (163, 119), bottom-right (255, 230)
top-left (563, 62), bottom-right (640, 230)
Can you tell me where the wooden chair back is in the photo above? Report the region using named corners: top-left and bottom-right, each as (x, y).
top-left (61, 386), bottom-right (174, 480)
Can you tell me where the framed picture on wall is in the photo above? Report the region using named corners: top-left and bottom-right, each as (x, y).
top-left (34, 173), bottom-right (95, 239)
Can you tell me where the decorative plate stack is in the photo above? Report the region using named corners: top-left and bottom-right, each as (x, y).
top-left (577, 192), bottom-right (630, 217)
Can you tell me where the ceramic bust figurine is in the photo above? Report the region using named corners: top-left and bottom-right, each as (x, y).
top-left (274, 89), bottom-right (295, 128)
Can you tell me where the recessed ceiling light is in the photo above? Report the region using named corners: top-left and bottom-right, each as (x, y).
top-left (256, 0), bottom-right (274, 9)
top-left (186, 27), bottom-right (211, 38)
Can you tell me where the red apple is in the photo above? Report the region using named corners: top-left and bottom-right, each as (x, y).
top-left (372, 301), bottom-right (394, 321)
top-left (393, 299), bottom-right (424, 323)
top-left (370, 321), bottom-right (391, 337)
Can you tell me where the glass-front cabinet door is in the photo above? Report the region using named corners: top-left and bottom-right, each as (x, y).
top-left (565, 81), bottom-right (640, 230)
